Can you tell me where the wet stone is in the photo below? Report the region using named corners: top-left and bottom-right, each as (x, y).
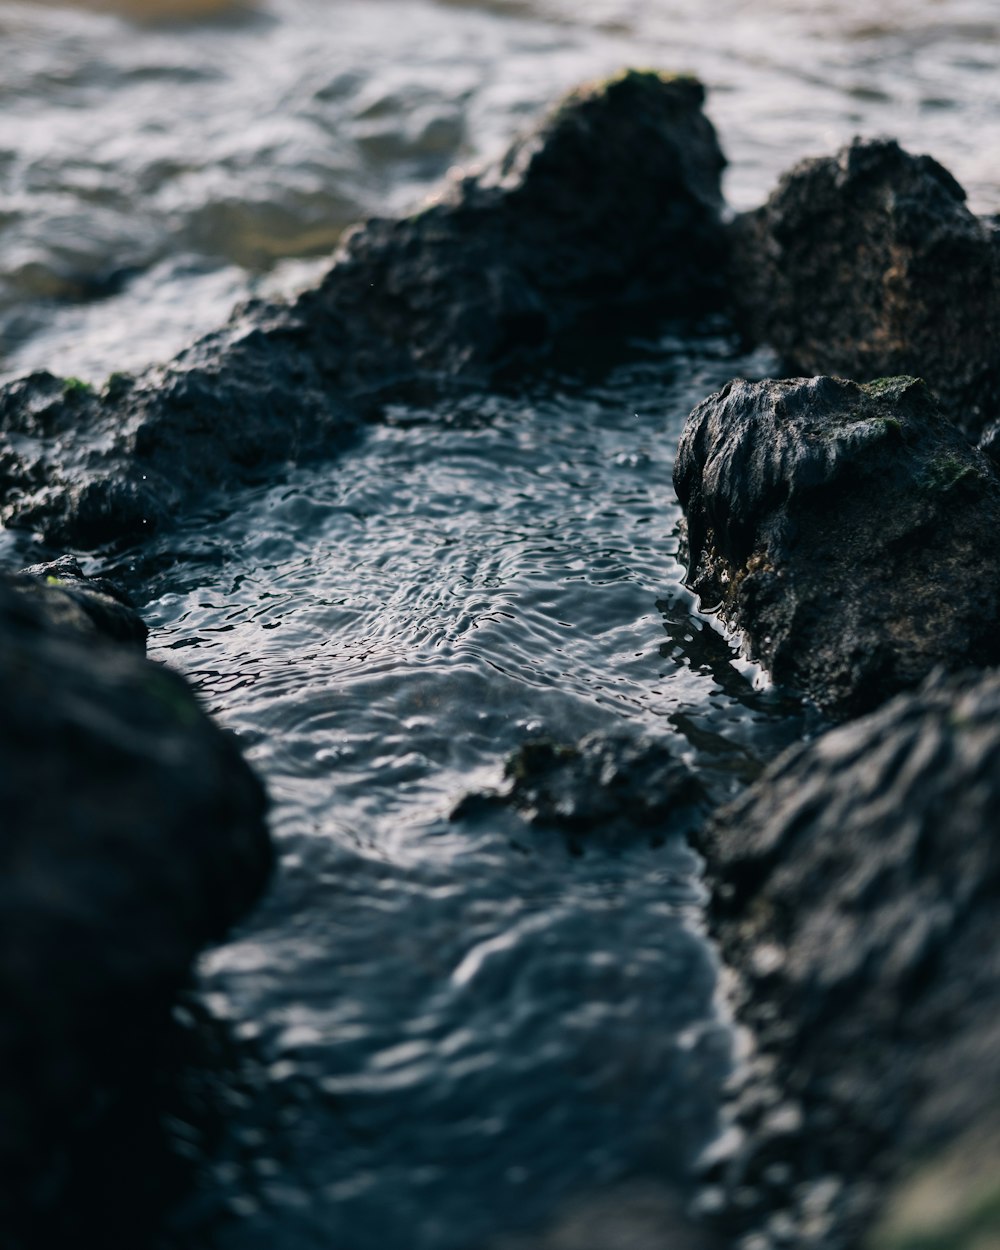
top-left (692, 667), bottom-right (1000, 1248)
top-left (673, 373), bottom-right (1000, 719)
top-left (0, 573), bottom-right (272, 1246)
top-left (0, 71), bottom-right (729, 550)
top-left (730, 138), bottom-right (1000, 440)
top-left (14, 553), bottom-right (148, 650)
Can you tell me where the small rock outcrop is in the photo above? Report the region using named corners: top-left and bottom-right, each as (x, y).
top-left (692, 667), bottom-right (1000, 1248)
top-left (0, 71), bottom-right (728, 549)
top-left (14, 553), bottom-right (148, 649)
top-left (452, 732), bottom-right (706, 854)
top-left (0, 574), bottom-right (272, 1243)
top-left (730, 138), bottom-right (1000, 439)
top-left (673, 374), bottom-right (1000, 718)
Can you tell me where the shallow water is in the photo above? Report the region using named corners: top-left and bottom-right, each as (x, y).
top-left (118, 332), bottom-right (804, 1248)
top-left (1, 1), bottom-right (996, 1245)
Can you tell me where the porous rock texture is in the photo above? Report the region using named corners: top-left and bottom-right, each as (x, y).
top-left (0, 574), bottom-right (271, 1245)
top-left (692, 667), bottom-right (1000, 1249)
top-left (0, 71), bottom-right (728, 549)
top-left (730, 138), bottom-right (1000, 440)
top-left (674, 373), bottom-right (1000, 719)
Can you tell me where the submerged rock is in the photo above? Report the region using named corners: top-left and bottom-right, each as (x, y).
top-left (673, 374), bottom-right (1000, 718)
top-left (731, 138), bottom-right (1000, 439)
top-left (452, 732), bottom-right (707, 854)
top-left (0, 71), bottom-right (728, 549)
top-left (0, 574), bottom-right (271, 1243)
top-left (692, 667), bottom-right (1000, 1248)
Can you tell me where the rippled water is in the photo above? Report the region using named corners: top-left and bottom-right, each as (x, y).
top-left (2, 1), bottom-right (996, 1245)
top-left (115, 332), bottom-right (802, 1248)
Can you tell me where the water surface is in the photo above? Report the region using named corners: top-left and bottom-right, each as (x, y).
top-left (122, 333), bottom-right (802, 1248)
top-left (1, 1), bottom-right (994, 1244)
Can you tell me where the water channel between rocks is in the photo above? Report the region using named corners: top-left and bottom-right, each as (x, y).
top-left (8, 1), bottom-right (996, 1242)
top-left (83, 330), bottom-right (806, 1249)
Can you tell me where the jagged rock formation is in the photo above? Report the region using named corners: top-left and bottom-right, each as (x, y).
top-left (730, 138), bottom-right (1000, 440)
top-left (692, 667), bottom-right (1000, 1248)
top-left (0, 71), bottom-right (728, 549)
top-left (674, 373), bottom-right (1000, 718)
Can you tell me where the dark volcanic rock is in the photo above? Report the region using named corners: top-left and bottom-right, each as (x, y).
top-left (673, 373), bottom-right (1000, 719)
top-left (692, 667), bottom-right (1000, 1248)
top-left (0, 70), bottom-right (728, 549)
top-left (731, 138), bottom-right (1000, 439)
top-left (0, 574), bottom-right (271, 1244)
top-left (452, 732), bottom-right (707, 854)
top-left (316, 70), bottom-right (727, 376)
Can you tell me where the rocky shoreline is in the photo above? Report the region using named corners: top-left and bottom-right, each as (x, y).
top-left (2, 68), bottom-right (998, 1248)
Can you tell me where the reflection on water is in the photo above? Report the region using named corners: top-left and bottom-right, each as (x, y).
top-left (113, 332), bottom-right (804, 1248)
top-left (1, 0), bottom-right (998, 381)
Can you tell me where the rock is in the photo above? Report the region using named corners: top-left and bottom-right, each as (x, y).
top-left (14, 554), bottom-right (148, 649)
top-left (730, 138), bottom-right (1000, 440)
top-left (0, 574), bottom-right (272, 1244)
top-left (316, 70), bottom-right (727, 376)
top-left (0, 71), bottom-right (728, 549)
top-left (673, 373), bottom-right (1000, 719)
top-left (693, 667), bottom-right (1000, 1248)
top-left (452, 732), bottom-right (707, 854)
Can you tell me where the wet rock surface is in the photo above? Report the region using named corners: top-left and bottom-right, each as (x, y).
top-left (0, 574), bottom-right (272, 1246)
top-left (674, 373), bottom-right (1000, 718)
top-left (692, 667), bottom-right (1000, 1249)
top-left (14, 554), bottom-right (148, 649)
top-left (730, 138), bottom-right (1000, 439)
top-left (452, 732), bottom-right (708, 855)
top-left (0, 71), bottom-right (728, 550)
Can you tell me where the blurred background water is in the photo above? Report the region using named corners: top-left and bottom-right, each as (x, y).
top-left (1, 2), bottom-right (996, 1247)
top-left (1, 0), bottom-right (998, 382)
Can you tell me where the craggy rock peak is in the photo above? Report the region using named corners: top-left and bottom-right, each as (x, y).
top-left (0, 71), bottom-right (728, 550)
top-left (673, 374), bottom-right (1000, 719)
top-left (692, 668), bottom-right (1000, 1249)
top-left (320, 71), bottom-right (726, 375)
top-left (0, 575), bottom-right (271, 1244)
top-left (451, 732), bottom-right (707, 854)
top-left (731, 138), bottom-right (1000, 440)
